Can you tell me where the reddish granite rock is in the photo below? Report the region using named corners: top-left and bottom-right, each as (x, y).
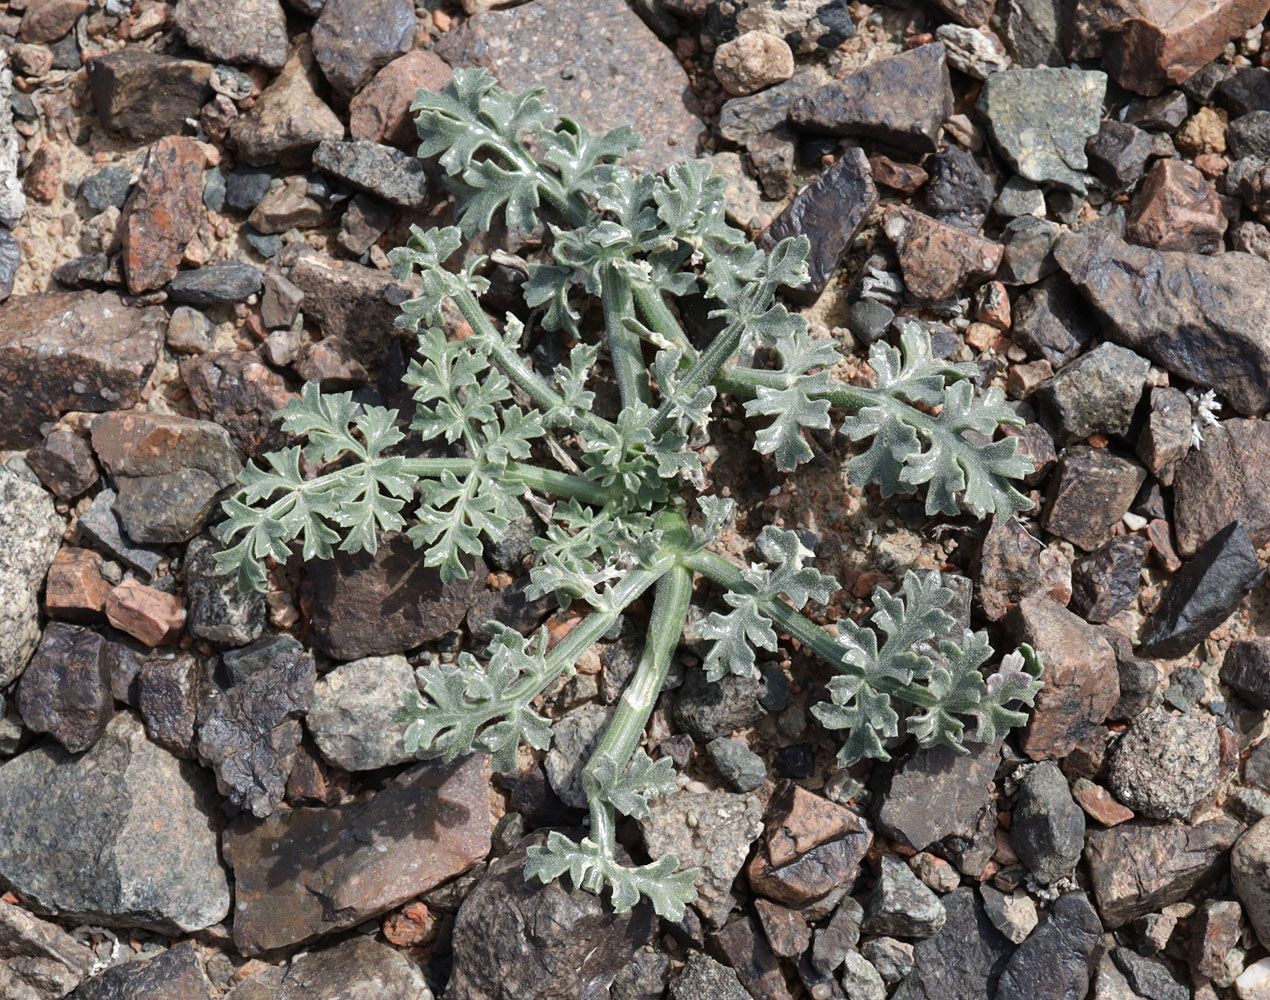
top-left (0, 292), bottom-right (164, 448)
top-left (1073, 779), bottom-right (1135, 826)
top-left (754, 899), bottom-right (812, 958)
top-left (180, 350), bottom-right (297, 457)
top-left (120, 136), bottom-right (205, 294)
top-left (349, 50), bottom-right (452, 146)
top-left (1192, 899), bottom-right (1243, 979)
top-left (973, 515), bottom-right (1072, 622)
top-left (1041, 446), bottom-right (1147, 551)
top-left (105, 580), bottom-right (184, 647)
top-left (23, 145), bottom-right (62, 203)
top-left (19, 0), bottom-right (88, 42)
top-left (882, 205), bottom-right (1003, 301)
top-left (1127, 158), bottom-right (1228, 252)
top-left (45, 546), bottom-right (113, 623)
top-left (1173, 418), bottom-right (1270, 556)
top-left (223, 754), bottom-right (491, 954)
top-left (1006, 595), bottom-right (1119, 760)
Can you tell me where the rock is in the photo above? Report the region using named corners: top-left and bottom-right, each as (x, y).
top-left (1011, 761), bottom-right (1086, 883)
top-left (1233, 818), bottom-right (1270, 953)
top-left (16, 623), bottom-right (114, 754)
top-left (611, 950), bottom-right (670, 1000)
top-left (1055, 230), bottom-right (1270, 415)
top-left (754, 899), bottom-right (811, 958)
top-left (91, 411), bottom-right (243, 545)
top-left (1085, 815), bottom-right (1243, 927)
top-left (882, 206), bottom-right (1003, 301)
top-left (307, 654), bottom-right (415, 770)
top-left (704, 0), bottom-right (854, 54)
top-left (224, 166), bottom-right (273, 215)
top-left (1070, 536), bottom-right (1150, 623)
top-left (68, 941), bottom-right (211, 1000)
top-left (979, 885), bottom-right (1039, 943)
top-left (758, 147), bottom-right (875, 303)
top-left (994, 176), bottom-right (1048, 218)
top-left (1071, 0), bottom-right (1270, 96)
top-left (1073, 778), bottom-right (1136, 825)
top-left (44, 546), bottom-right (113, 622)
top-left (0, 291), bottom-right (164, 448)
top-left (1011, 274), bottom-right (1096, 367)
top-left (1136, 386), bottom-right (1192, 485)
top-left (312, 139), bottom-right (428, 208)
top-left (0, 473), bottom-right (63, 688)
top-left (86, 51), bottom-right (213, 141)
top-left (862, 855), bottom-right (946, 939)
top-left (890, 888), bottom-right (1015, 1000)
top-left (1126, 158), bottom-right (1227, 253)
top-left (248, 175), bottom-right (327, 233)
top-left (230, 36), bottom-right (344, 168)
top-left (18, 0), bottom-right (87, 42)
top-left (434, 0), bottom-right (704, 174)
top-left (707, 737), bottom-right (767, 792)
top-left (1223, 638), bottom-right (1270, 709)
top-left (183, 536), bottom-right (264, 646)
top-left (1191, 898), bottom-right (1243, 981)
top-left (708, 914), bottom-right (792, 1000)
top-left (311, 0), bottom-right (413, 99)
top-left (924, 146), bottom-right (997, 232)
top-left (350, 50), bottom-right (452, 146)
top-left (1005, 596), bottom-right (1119, 760)
top-left (196, 641), bottom-right (313, 817)
top-left (875, 741), bottom-right (999, 850)
top-left (935, 23), bottom-right (1010, 79)
top-left (1034, 343), bottom-right (1150, 445)
top-left (979, 68), bottom-right (1106, 191)
top-left (180, 350), bottom-right (297, 457)
top-left (0, 711), bottom-right (229, 932)
top-left (160, 306), bottom-right (215, 354)
top-left (639, 789), bottom-right (762, 926)
top-left (224, 755), bottom-right (490, 954)
top-left (137, 653), bottom-right (208, 758)
top-left (0, 228), bottom-right (18, 302)
top-left (713, 31), bottom-right (794, 96)
top-left (119, 137), bottom-right (204, 295)
top-left (1108, 709), bottom-right (1219, 821)
top-left (789, 44), bottom-right (953, 154)
top-left (337, 192), bottom-right (392, 256)
top-left (0, 899), bottom-right (94, 1000)
top-left (812, 897), bottom-right (863, 972)
top-left (669, 954), bottom-right (750, 1000)
top-left (673, 667), bottom-right (765, 741)
top-left (861, 937), bottom-right (914, 985)
top-left (105, 580), bottom-right (184, 647)
top-left (1138, 520), bottom-right (1266, 657)
top-left (1174, 419), bottom-right (1270, 556)
top-left (166, 261), bottom-right (264, 306)
top-left (173, 0), bottom-right (287, 70)
top-left (996, 215), bottom-right (1061, 285)
top-left (222, 635), bottom-right (303, 686)
top-left (306, 534), bottom-right (485, 659)
top-left (1110, 948), bottom-right (1187, 1000)
top-left (1041, 446), bottom-right (1146, 551)
top-left (1230, 112), bottom-right (1270, 160)
top-left (1087, 120), bottom-right (1154, 188)
top-left (994, 891), bottom-right (1102, 1000)
top-left (718, 72), bottom-right (820, 148)
top-left (75, 489), bottom-right (162, 579)
top-left (228, 936), bottom-right (429, 1000)
top-left (26, 428), bottom-right (97, 499)
top-left (1000, 0), bottom-right (1073, 65)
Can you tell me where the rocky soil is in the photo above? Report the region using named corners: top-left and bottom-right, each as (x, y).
top-left (3, 0), bottom-right (1270, 998)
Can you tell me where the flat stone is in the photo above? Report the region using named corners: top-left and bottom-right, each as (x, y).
top-left (86, 51), bottom-right (213, 141)
top-left (0, 711), bottom-right (229, 933)
top-left (812, 897), bottom-right (863, 973)
top-left (17, 622), bottom-right (114, 754)
top-left (350, 50), bottom-right (452, 146)
top-left (1005, 596), bottom-right (1119, 760)
top-left (137, 653), bottom-right (209, 758)
top-left (789, 44), bottom-right (952, 154)
top-left (44, 546), bottom-right (113, 622)
top-left (166, 261), bottom-right (263, 306)
top-left (890, 888), bottom-right (1015, 1000)
top-left (224, 754), bottom-right (490, 954)
top-left (74, 489), bottom-right (162, 579)
top-left (1138, 520), bottom-right (1266, 657)
top-left (1127, 158), bottom-right (1227, 253)
top-left (180, 350), bottom-right (297, 458)
top-left (1073, 778), bottom-right (1135, 825)
top-left (758, 146), bottom-right (875, 303)
top-left (1085, 815), bottom-right (1243, 928)
top-left (120, 136), bottom-right (205, 294)
top-left (68, 941), bottom-right (211, 1000)
top-left (225, 936), bottom-right (431, 1000)
top-left (105, 580), bottom-right (184, 647)
top-left (979, 68), bottom-right (1107, 192)
top-left (882, 205), bottom-right (1003, 301)
top-left (0, 473), bottom-right (63, 688)
top-left (1174, 419), bottom-right (1270, 556)
top-left (247, 175), bottom-right (327, 234)
top-left (994, 891), bottom-right (1102, 1000)
top-left (875, 741), bottom-right (1000, 850)
top-left (0, 291), bottom-right (164, 448)
top-left (1110, 948), bottom-right (1188, 1000)
top-left (754, 899), bottom-right (811, 958)
top-left (308, 654), bottom-right (416, 770)
top-left (26, 428), bottom-right (97, 499)
top-left (1055, 229), bottom-right (1270, 415)
top-left (1011, 761), bottom-right (1086, 883)
top-left (0, 899), bottom-right (94, 1000)
top-left (433, 0), bottom-right (705, 174)
top-left (718, 73), bottom-right (820, 147)
top-left (980, 885), bottom-right (1039, 944)
top-left (1070, 535), bottom-right (1150, 623)
top-left (173, 0), bottom-right (287, 70)
top-left (1042, 446), bottom-right (1146, 551)
top-left (312, 139), bottom-right (428, 208)
top-left (311, 0), bottom-right (413, 99)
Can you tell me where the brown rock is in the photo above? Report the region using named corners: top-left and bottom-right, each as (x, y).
top-left (172, 0), bottom-right (288, 71)
top-left (0, 898), bottom-right (94, 1000)
top-left (1191, 899), bottom-right (1242, 980)
top-left (869, 154), bottom-right (930, 193)
top-left (1072, 779), bottom-right (1135, 826)
top-left (0, 292), bottom-right (164, 448)
top-left (137, 654), bottom-right (209, 758)
top-left (16, 622), bottom-right (114, 753)
top-left (223, 755), bottom-right (491, 955)
top-left (973, 515), bottom-right (1072, 622)
top-left (120, 136), bottom-right (205, 295)
top-left (350, 50), bottom-right (452, 147)
top-left (247, 174), bottom-right (327, 234)
top-left (1173, 418), bottom-right (1270, 556)
top-left (1042, 446), bottom-right (1147, 551)
top-left (754, 899), bottom-right (812, 958)
top-left (23, 144), bottom-right (61, 203)
top-left (180, 350), bottom-right (297, 458)
top-left (293, 337), bottom-right (371, 388)
top-left (1006, 595), bottom-right (1119, 760)
top-left (930, 0), bottom-right (995, 25)
top-left (1219, 637), bottom-right (1270, 710)
top-left (26, 429), bottom-right (97, 499)
top-left (1148, 518), bottom-right (1182, 572)
top-left (1071, 0), bottom-right (1270, 95)
top-left (882, 205), bottom-right (1003, 301)
top-left (44, 546), bottom-right (113, 623)
top-left (875, 741), bottom-right (1000, 852)
top-left (19, 0), bottom-right (88, 42)
top-left (1084, 816), bottom-right (1242, 927)
top-left (1136, 386), bottom-right (1193, 486)
top-left (105, 580), bottom-right (184, 647)
top-left (86, 51), bottom-right (214, 142)
top-left (710, 915), bottom-right (794, 1000)
top-left (1126, 158), bottom-right (1227, 252)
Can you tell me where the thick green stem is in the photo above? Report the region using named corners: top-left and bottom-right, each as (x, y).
top-left (395, 458), bottom-right (617, 506)
top-left (601, 264), bottom-right (652, 409)
top-left (632, 283), bottom-right (695, 359)
top-left (647, 318), bottom-right (747, 439)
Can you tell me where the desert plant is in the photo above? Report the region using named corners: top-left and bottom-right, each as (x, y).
top-left (217, 69), bottom-right (1043, 920)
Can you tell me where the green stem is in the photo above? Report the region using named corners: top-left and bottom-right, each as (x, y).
top-left (647, 318), bottom-right (747, 440)
top-left (632, 284), bottom-right (695, 359)
top-left (601, 264), bottom-right (652, 409)
top-left (395, 458), bottom-right (618, 506)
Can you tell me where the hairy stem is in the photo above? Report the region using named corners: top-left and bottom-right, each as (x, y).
top-left (632, 283), bottom-right (695, 359)
top-left (601, 264), bottom-right (652, 409)
top-left (647, 318), bottom-right (747, 439)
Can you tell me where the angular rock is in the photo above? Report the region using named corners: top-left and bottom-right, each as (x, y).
top-left (673, 667), bottom-right (765, 741)
top-left (0, 291), bottom-right (164, 448)
top-left (19, 0), bottom-right (87, 42)
top-left (979, 68), bottom-right (1107, 192)
top-left (1033, 343), bottom-right (1150, 444)
top-left (704, 0), bottom-right (855, 54)
top-left (758, 146), bottom-right (875, 302)
top-left (1191, 898), bottom-right (1242, 980)
top-left (1110, 948), bottom-right (1187, 1000)
top-left (993, 891), bottom-right (1103, 1000)
top-left (1228, 110), bottom-right (1270, 159)
top-left (1005, 596), bottom-right (1119, 760)
top-left (0, 472), bottom-right (63, 691)
top-left (812, 897), bottom-right (863, 973)
top-left (1127, 158), bottom-right (1227, 253)
top-left (183, 535), bottom-right (265, 646)
top-left (226, 936), bottom-right (431, 1000)
top-left (973, 516), bottom-right (1073, 622)
top-left (1108, 709), bottom-right (1219, 820)
top-left (222, 634), bottom-right (303, 686)
top-left (1136, 385), bottom-right (1193, 485)
top-left (224, 754), bottom-right (490, 954)
top-left (789, 44), bottom-right (953, 154)
top-left (1222, 637), bottom-right (1270, 709)
top-left (1233, 817), bottom-right (1270, 950)
top-left (74, 490), bottom-right (162, 579)
top-left (1138, 520), bottom-right (1266, 657)
top-left (1174, 418), bottom-right (1270, 556)
top-left (1055, 229), bottom-right (1270, 414)
top-left (44, 546), bottom-right (113, 623)
top-left (862, 855), bottom-right (946, 939)
top-left (754, 899), bottom-right (811, 958)
top-left (718, 73), bottom-right (820, 147)
top-left (336, 192), bottom-right (392, 256)
top-left (1070, 535), bottom-right (1150, 623)
top-left (173, 0), bottom-right (288, 70)
top-left (26, 429), bottom-right (97, 499)
top-left (434, 0), bottom-right (704, 173)
top-left (996, 215), bottom-right (1061, 285)
top-left (1087, 120), bottom-right (1154, 189)
top-left (312, 0), bottom-right (413, 100)
top-left (669, 954), bottom-right (750, 1000)
top-left (119, 137), bottom-right (204, 295)
top-left (350, 50), bottom-right (452, 146)
top-left (980, 885), bottom-right (1039, 944)
top-left (312, 139), bottom-right (429, 208)
top-left (1010, 274), bottom-right (1097, 367)
top-left (1042, 446), bottom-right (1146, 551)
top-left (0, 711), bottom-right (229, 932)
top-left (1011, 761), bottom-right (1086, 883)
top-left (105, 580), bottom-right (184, 647)
top-left (707, 737), bottom-right (767, 792)
top-left (882, 206), bottom-right (1003, 301)
top-left (1085, 815), bottom-right (1243, 927)
top-left (86, 51), bottom-right (213, 141)
top-left (0, 228), bottom-right (19, 302)
top-left (137, 653), bottom-right (208, 758)
top-left (68, 941), bottom-right (211, 1000)
top-left (308, 654), bottom-right (417, 770)
top-left (543, 703), bottom-right (607, 807)
top-left (166, 261), bottom-right (263, 306)
top-left (709, 914), bottom-right (792, 1000)
top-left (924, 146), bottom-right (997, 231)
top-left (180, 350), bottom-right (297, 458)
top-left (247, 174), bottom-right (326, 234)
top-left (890, 888), bottom-right (1015, 1000)
top-left (875, 741), bottom-right (999, 850)
top-left (0, 899), bottom-right (93, 1000)
top-left (195, 641), bottom-right (314, 817)
top-left (17, 623), bottom-right (114, 754)
top-left (229, 36), bottom-right (345, 168)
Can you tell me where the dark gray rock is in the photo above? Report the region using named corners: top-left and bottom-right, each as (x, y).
top-left (847, 298), bottom-right (895, 345)
top-left (137, 653), bottom-right (209, 758)
top-left (611, 949), bottom-right (670, 1000)
top-left (1041, 446), bottom-right (1146, 551)
top-left (230, 936), bottom-right (431, 999)
top-left (1000, 0), bottom-right (1074, 66)
top-left (812, 896), bottom-right (863, 973)
top-left (994, 176), bottom-right (1047, 218)
top-left (51, 255), bottom-right (110, 290)
top-left (1033, 342), bottom-right (1150, 444)
top-left (446, 832), bottom-right (655, 1000)
top-left (996, 215), bottom-right (1060, 285)
top-left (890, 888), bottom-right (1015, 1000)
top-left (718, 73), bottom-right (820, 147)
top-left (79, 163), bottom-right (133, 213)
top-left (1110, 947), bottom-right (1187, 1000)
top-left (862, 855), bottom-right (946, 939)
top-left (668, 953), bottom-right (749, 1000)
top-left (1162, 664), bottom-right (1205, 711)
top-left (1229, 111), bottom-right (1270, 160)
top-left (68, 941), bottom-right (211, 1000)
top-left (75, 489), bottom-right (162, 578)
top-left (1070, 535), bottom-right (1150, 624)
top-left (1086, 120), bottom-right (1153, 189)
top-left (16, 623), bottom-right (114, 754)
top-left (224, 166), bottom-right (273, 214)
top-left (166, 261), bottom-right (263, 306)
top-left (222, 634), bottom-right (303, 686)
top-left (1010, 274), bottom-right (1096, 367)
top-left (707, 737), bottom-right (767, 792)
top-left (311, 0), bottom-right (413, 99)
top-left (0, 228), bottom-right (19, 303)
top-left (312, 140), bottom-right (429, 208)
top-left (875, 741), bottom-right (999, 852)
top-left (1011, 761), bottom-right (1085, 884)
top-left (1172, 418), bottom-right (1270, 556)
top-left (26, 428), bottom-right (98, 499)
top-left (673, 667), bottom-right (764, 741)
top-left (993, 891), bottom-right (1103, 1000)
top-left (0, 711), bottom-right (229, 932)
top-left (184, 536), bottom-right (265, 646)
top-left (1138, 521), bottom-right (1267, 657)
top-left (1123, 91), bottom-right (1189, 131)
top-left (1216, 67), bottom-right (1270, 116)
top-left (1222, 638), bottom-right (1270, 710)
top-left (0, 473), bottom-right (64, 688)
top-left (1108, 709), bottom-right (1219, 821)
top-left (924, 147), bottom-right (996, 231)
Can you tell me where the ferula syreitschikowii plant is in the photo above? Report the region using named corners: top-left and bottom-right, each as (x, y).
top-left (215, 68), bottom-right (1043, 920)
